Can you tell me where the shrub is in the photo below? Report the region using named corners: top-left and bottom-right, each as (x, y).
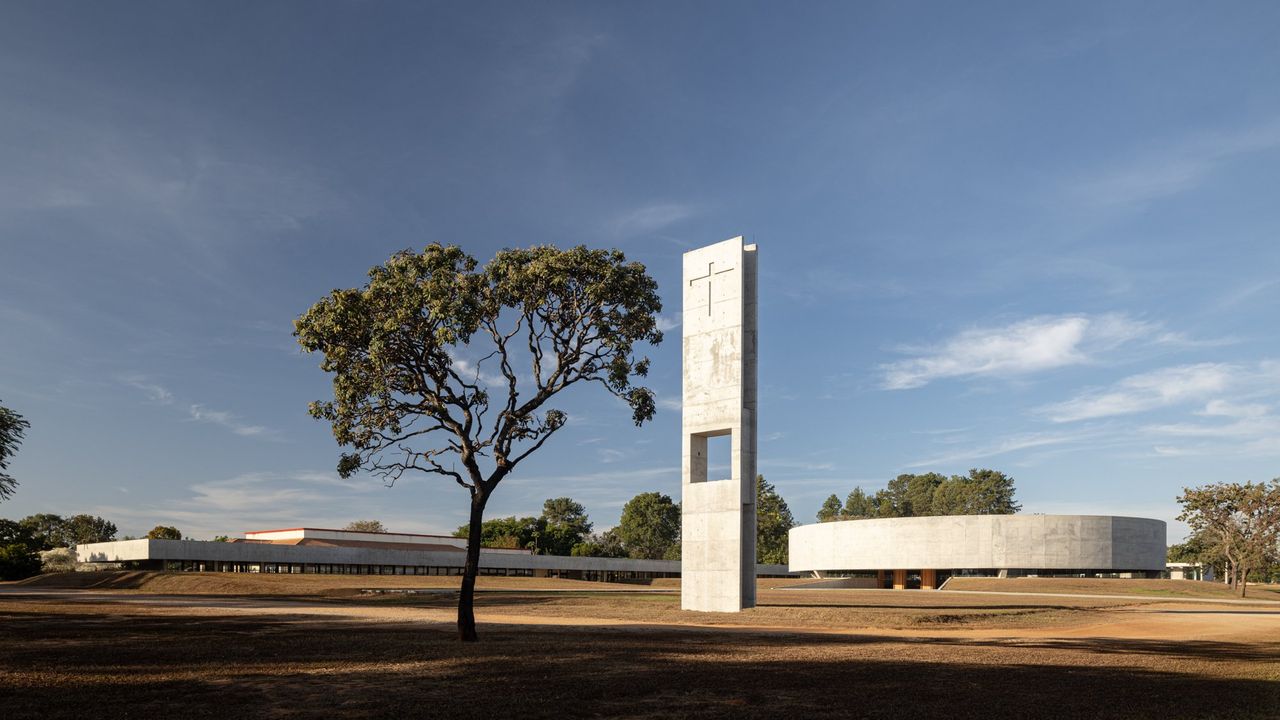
top-left (0, 543), bottom-right (42, 580)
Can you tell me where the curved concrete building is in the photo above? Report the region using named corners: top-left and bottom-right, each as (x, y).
top-left (789, 514), bottom-right (1166, 589)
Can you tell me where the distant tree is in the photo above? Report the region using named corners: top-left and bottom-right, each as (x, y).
top-left (18, 514), bottom-right (67, 550)
top-left (816, 494), bottom-right (843, 522)
top-left (454, 516), bottom-right (542, 551)
top-left (0, 518), bottom-right (35, 548)
top-left (879, 473), bottom-right (946, 517)
top-left (213, 535), bottom-right (230, 542)
top-left (571, 528), bottom-right (627, 558)
top-left (1167, 530), bottom-right (1226, 579)
top-left (295, 243), bottom-right (662, 641)
top-left (0, 400), bottom-right (30, 502)
top-left (842, 487), bottom-right (875, 519)
top-left (832, 469), bottom-right (1020, 521)
top-left (1178, 480), bottom-right (1280, 597)
top-left (146, 525), bottom-right (182, 540)
top-left (61, 515), bottom-right (117, 546)
top-left (756, 475), bottom-right (795, 564)
top-left (540, 497), bottom-right (592, 556)
top-left (344, 520), bottom-right (388, 534)
top-left (959, 468), bottom-right (1021, 515)
top-left (0, 543), bottom-right (41, 580)
top-left (617, 492), bottom-right (680, 560)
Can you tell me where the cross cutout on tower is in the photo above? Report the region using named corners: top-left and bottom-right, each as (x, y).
top-left (688, 261), bottom-right (735, 316)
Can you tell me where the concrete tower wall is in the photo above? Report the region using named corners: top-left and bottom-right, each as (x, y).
top-left (788, 515), bottom-right (1167, 573)
top-left (681, 236), bottom-right (758, 612)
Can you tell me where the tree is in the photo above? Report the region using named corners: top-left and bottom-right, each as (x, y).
top-left (0, 401), bottom-right (30, 502)
top-left (756, 475), bottom-right (795, 564)
top-left (0, 543), bottom-right (41, 580)
top-left (18, 513), bottom-right (67, 550)
top-left (146, 525), bottom-right (182, 540)
top-left (344, 520), bottom-right (388, 533)
top-left (0, 518), bottom-right (35, 548)
top-left (571, 528), bottom-right (627, 558)
top-left (842, 487), bottom-right (875, 519)
top-left (617, 492), bottom-right (680, 560)
top-left (1168, 530), bottom-right (1226, 580)
top-left (830, 469), bottom-right (1021, 521)
top-left (540, 497), bottom-right (592, 556)
top-left (61, 515), bottom-right (116, 546)
top-left (295, 243), bottom-right (662, 641)
top-left (816, 494), bottom-right (843, 522)
top-left (454, 515), bottom-right (543, 550)
top-left (1178, 480), bottom-right (1280, 597)
top-left (959, 468), bottom-right (1021, 515)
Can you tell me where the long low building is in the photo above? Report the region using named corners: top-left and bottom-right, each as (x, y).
top-left (76, 527), bottom-right (796, 581)
top-left (788, 514), bottom-right (1167, 589)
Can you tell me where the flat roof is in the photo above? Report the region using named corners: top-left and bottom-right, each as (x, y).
top-left (243, 527), bottom-right (460, 540)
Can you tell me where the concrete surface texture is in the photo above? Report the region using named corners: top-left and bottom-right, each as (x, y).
top-left (788, 515), bottom-right (1167, 573)
top-left (681, 236), bottom-right (758, 612)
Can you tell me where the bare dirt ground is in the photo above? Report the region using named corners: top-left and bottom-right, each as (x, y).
top-left (2, 574), bottom-right (1278, 719)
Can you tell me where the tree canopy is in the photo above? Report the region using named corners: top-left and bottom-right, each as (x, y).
top-left (16, 513), bottom-right (117, 548)
top-left (1177, 480), bottom-right (1280, 597)
top-left (146, 525), bottom-right (182, 540)
top-left (756, 475), bottom-right (795, 564)
top-left (616, 491), bottom-right (680, 560)
top-left (295, 243), bottom-right (662, 641)
top-left (0, 400), bottom-right (30, 502)
top-left (62, 515), bottom-right (117, 545)
top-left (344, 520), bottom-right (388, 533)
top-left (818, 469), bottom-right (1020, 522)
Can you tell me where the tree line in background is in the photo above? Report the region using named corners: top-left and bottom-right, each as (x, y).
top-left (1173, 479), bottom-right (1280, 597)
top-left (453, 476), bottom-right (796, 565)
top-left (816, 469), bottom-right (1020, 522)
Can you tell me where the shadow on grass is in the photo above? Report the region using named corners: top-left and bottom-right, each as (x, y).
top-left (2, 610), bottom-right (1277, 720)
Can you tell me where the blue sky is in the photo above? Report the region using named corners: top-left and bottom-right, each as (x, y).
top-left (2, 2), bottom-right (1278, 543)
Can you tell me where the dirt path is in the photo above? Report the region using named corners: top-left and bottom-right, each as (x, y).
top-left (5, 587), bottom-right (1276, 644)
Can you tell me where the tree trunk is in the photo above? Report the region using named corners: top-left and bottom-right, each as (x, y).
top-left (1238, 566), bottom-right (1249, 598)
top-left (458, 492), bottom-right (489, 642)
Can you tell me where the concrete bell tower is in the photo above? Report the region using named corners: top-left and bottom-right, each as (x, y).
top-left (680, 236), bottom-right (758, 612)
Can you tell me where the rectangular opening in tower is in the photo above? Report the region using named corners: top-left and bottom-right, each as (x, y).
top-left (707, 434), bottom-right (731, 482)
top-left (689, 429), bottom-right (732, 483)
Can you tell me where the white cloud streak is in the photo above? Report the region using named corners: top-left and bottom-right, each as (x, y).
top-left (1073, 120), bottom-right (1280, 208)
top-left (880, 313), bottom-right (1156, 390)
top-left (1040, 363), bottom-right (1234, 423)
top-left (188, 404), bottom-right (270, 437)
top-left (611, 202), bottom-right (697, 239)
top-left (122, 376), bottom-right (173, 404)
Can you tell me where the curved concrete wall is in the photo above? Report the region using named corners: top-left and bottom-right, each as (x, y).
top-left (788, 515), bottom-right (1166, 573)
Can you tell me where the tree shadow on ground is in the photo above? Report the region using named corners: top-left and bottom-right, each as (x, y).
top-left (2, 610), bottom-right (1277, 720)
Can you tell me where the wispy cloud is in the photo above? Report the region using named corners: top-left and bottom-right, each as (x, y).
top-left (611, 202), bottom-right (697, 239)
top-left (121, 375), bottom-right (173, 404)
top-left (1039, 363), bottom-right (1234, 423)
top-left (91, 470), bottom-right (410, 539)
top-left (905, 431), bottom-right (1086, 468)
top-left (880, 313), bottom-right (1156, 390)
top-left (654, 313), bottom-right (682, 332)
top-left (1073, 120), bottom-right (1280, 208)
top-left (188, 404), bottom-right (270, 437)
top-left (122, 376), bottom-right (274, 438)
top-left (656, 395), bottom-right (682, 412)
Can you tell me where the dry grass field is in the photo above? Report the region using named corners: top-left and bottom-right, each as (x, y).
top-left (3, 573), bottom-right (1278, 719)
